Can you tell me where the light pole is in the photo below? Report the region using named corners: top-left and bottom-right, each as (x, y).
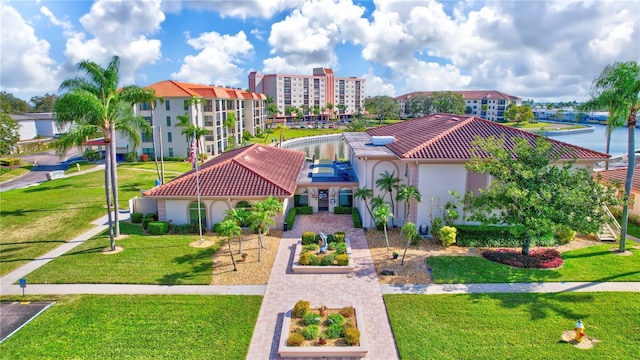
top-left (151, 125), bottom-right (165, 185)
top-left (158, 125), bottom-right (165, 184)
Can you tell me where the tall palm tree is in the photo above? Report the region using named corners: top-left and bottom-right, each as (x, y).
top-left (400, 221), bottom-right (418, 266)
top-left (54, 55), bottom-right (148, 249)
top-left (396, 185), bottom-right (422, 224)
top-left (176, 112), bottom-right (208, 159)
top-left (217, 219), bottom-right (241, 271)
top-left (376, 170), bottom-right (401, 227)
top-left (251, 196), bottom-right (283, 260)
top-left (373, 202), bottom-right (393, 253)
top-left (224, 112), bottom-right (237, 149)
top-left (354, 187), bottom-right (374, 228)
top-left (589, 61), bottom-right (640, 252)
top-left (580, 91), bottom-right (625, 170)
top-left (224, 208), bottom-right (249, 253)
top-left (134, 88), bottom-right (164, 182)
top-left (312, 104), bottom-right (321, 127)
top-left (265, 95), bottom-right (279, 135)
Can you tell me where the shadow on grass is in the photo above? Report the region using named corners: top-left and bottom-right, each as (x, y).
top-left (469, 292), bottom-right (595, 321)
top-left (22, 184), bottom-right (74, 193)
top-left (156, 247), bottom-right (216, 285)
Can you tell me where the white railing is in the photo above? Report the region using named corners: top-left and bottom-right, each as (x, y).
top-left (603, 205), bottom-right (622, 233)
top-left (281, 134), bottom-right (344, 149)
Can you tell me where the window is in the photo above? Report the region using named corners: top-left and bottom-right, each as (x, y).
top-left (184, 100), bottom-right (189, 110)
top-left (139, 102), bottom-right (151, 110)
top-left (142, 148), bottom-right (154, 157)
top-left (165, 100), bottom-right (170, 111)
top-left (167, 132), bottom-right (172, 143)
top-left (168, 148), bottom-right (173, 157)
top-left (141, 117), bottom-right (153, 142)
top-left (166, 116), bottom-right (171, 126)
top-left (294, 189), bottom-right (309, 207)
top-left (339, 188), bottom-right (353, 207)
top-left (189, 202), bottom-right (206, 228)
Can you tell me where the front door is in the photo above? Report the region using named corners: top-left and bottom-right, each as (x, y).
top-left (318, 189), bottom-right (329, 211)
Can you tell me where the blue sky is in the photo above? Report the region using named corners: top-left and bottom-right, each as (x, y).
top-left (1, 0), bottom-right (638, 103)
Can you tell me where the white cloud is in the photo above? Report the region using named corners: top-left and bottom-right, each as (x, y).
top-left (182, 0), bottom-right (302, 19)
top-left (40, 6), bottom-right (76, 37)
top-left (171, 31), bottom-right (254, 87)
top-left (63, 0), bottom-right (165, 85)
top-left (0, 4), bottom-right (61, 96)
top-left (362, 70), bottom-right (396, 97)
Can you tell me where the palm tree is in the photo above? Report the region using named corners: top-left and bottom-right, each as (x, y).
top-left (217, 219), bottom-right (241, 271)
top-left (224, 208), bottom-right (249, 253)
top-left (54, 55), bottom-right (148, 250)
top-left (134, 88), bottom-right (164, 182)
top-left (589, 61), bottom-right (640, 252)
top-left (373, 202), bottom-right (393, 253)
top-left (580, 92), bottom-right (626, 170)
top-left (224, 112), bottom-right (237, 149)
top-left (400, 221), bottom-right (418, 266)
top-left (184, 96), bottom-right (207, 156)
top-left (285, 106), bottom-right (297, 127)
top-left (176, 112), bottom-right (208, 159)
top-left (354, 187), bottom-right (374, 228)
top-left (345, 117), bottom-right (368, 132)
top-left (312, 104), bottom-right (321, 127)
top-left (396, 185), bottom-right (422, 224)
top-left (251, 196), bottom-right (283, 261)
top-left (370, 195), bottom-right (385, 214)
top-left (376, 170), bottom-right (401, 227)
top-left (265, 95), bottom-right (279, 135)
top-left (275, 123), bottom-right (287, 147)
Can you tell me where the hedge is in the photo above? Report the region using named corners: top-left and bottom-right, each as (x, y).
top-left (296, 206), bottom-right (313, 215)
top-left (0, 158), bottom-right (21, 166)
top-left (131, 212), bottom-right (143, 223)
top-left (147, 221), bottom-right (170, 235)
top-left (286, 208), bottom-right (297, 229)
top-left (334, 206), bottom-right (352, 214)
top-left (351, 208), bottom-right (362, 228)
top-left (455, 224), bottom-right (555, 247)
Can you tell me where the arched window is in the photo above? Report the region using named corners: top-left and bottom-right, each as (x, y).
top-left (339, 188), bottom-right (353, 207)
top-left (294, 188), bottom-right (309, 207)
top-left (189, 201), bottom-right (206, 228)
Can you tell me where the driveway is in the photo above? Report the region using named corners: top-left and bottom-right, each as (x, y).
top-left (1, 148), bottom-right (81, 192)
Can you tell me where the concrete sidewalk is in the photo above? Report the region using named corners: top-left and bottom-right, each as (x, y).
top-left (1, 284), bottom-right (265, 296)
top-left (381, 281), bottom-right (640, 295)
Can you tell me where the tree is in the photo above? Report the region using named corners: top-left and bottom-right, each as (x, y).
top-left (504, 104), bottom-right (534, 124)
top-left (224, 208), bottom-right (250, 253)
top-left (336, 104), bottom-right (347, 121)
top-left (224, 112), bottom-right (237, 149)
top-left (54, 55), bottom-right (149, 250)
top-left (251, 196), bottom-right (282, 261)
top-left (135, 88), bottom-right (164, 183)
top-left (364, 96), bottom-right (401, 120)
top-left (373, 202), bottom-right (393, 254)
top-left (0, 113), bottom-right (20, 155)
top-left (354, 187), bottom-right (374, 228)
top-left (376, 170), bottom-right (401, 227)
top-left (0, 92), bottom-right (30, 114)
top-left (400, 222), bottom-right (418, 266)
top-left (588, 61), bottom-right (640, 252)
top-left (345, 117), bottom-right (368, 132)
top-left (407, 94), bottom-right (432, 117)
top-left (176, 112), bottom-right (208, 157)
top-left (265, 95), bottom-right (279, 134)
top-left (429, 91), bottom-right (466, 114)
top-left (580, 91), bottom-right (626, 170)
top-left (30, 93), bottom-right (58, 112)
top-left (217, 219), bottom-right (241, 271)
top-left (396, 185), bottom-right (422, 224)
top-left (312, 104), bottom-right (321, 126)
top-left (465, 136), bottom-right (622, 255)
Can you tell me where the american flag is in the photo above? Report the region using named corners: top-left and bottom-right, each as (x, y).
top-left (189, 138), bottom-right (196, 169)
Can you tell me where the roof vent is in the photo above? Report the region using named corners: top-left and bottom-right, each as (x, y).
top-left (371, 136), bottom-right (395, 146)
top-left (451, 117), bottom-right (459, 121)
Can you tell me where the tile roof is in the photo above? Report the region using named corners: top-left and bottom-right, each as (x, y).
top-left (144, 80), bottom-right (262, 100)
top-left (596, 167), bottom-right (640, 192)
top-left (395, 90), bottom-right (521, 101)
top-left (366, 114), bottom-right (609, 161)
top-left (143, 144), bottom-right (306, 198)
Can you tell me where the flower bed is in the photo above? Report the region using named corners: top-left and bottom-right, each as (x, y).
top-left (481, 248), bottom-right (563, 268)
top-left (292, 238), bottom-right (354, 273)
top-left (278, 301), bottom-right (368, 358)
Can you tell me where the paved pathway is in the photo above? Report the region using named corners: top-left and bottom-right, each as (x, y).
top-left (245, 213), bottom-right (400, 360)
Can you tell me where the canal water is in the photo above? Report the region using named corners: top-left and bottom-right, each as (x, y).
top-left (545, 123), bottom-right (639, 156)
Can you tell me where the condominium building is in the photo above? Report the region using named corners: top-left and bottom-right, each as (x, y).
top-left (394, 90), bottom-right (521, 122)
top-left (248, 68), bottom-right (365, 120)
top-left (119, 80), bottom-right (267, 159)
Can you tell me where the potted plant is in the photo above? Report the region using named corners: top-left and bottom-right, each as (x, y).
top-left (392, 252), bottom-right (399, 259)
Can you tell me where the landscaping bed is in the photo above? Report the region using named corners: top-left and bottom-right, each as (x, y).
top-left (291, 231), bottom-right (354, 274)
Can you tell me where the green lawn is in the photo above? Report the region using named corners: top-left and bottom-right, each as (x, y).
top-left (0, 168), bottom-right (180, 276)
top-left (430, 243), bottom-right (640, 284)
top-left (0, 295), bottom-right (262, 359)
top-left (385, 292), bottom-right (640, 360)
top-left (64, 160), bottom-right (97, 174)
top-left (0, 162), bottom-right (33, 182)
top-left (25, 222), bottom-right (219, 285)
top-left (118, 160), bottom-right (193, 174)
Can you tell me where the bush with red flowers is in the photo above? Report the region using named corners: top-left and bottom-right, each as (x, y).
top-left (481, 248), bottom-right (563, 269)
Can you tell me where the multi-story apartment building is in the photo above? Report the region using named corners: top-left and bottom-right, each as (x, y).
top-left (394, 90), bottom-right (521, 122)
top-left (119, 80), bottom-right (267, 160)
top-left (248, 68), bottom-right (365, 120)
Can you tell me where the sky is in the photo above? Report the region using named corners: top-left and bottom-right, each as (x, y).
top-left (1, 0), bottom-right (639, 104)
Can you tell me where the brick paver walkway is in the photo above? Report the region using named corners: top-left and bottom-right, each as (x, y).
top-left (246, 212), bottom-right (399, 359)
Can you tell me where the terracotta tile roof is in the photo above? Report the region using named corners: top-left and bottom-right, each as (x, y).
top-left (395, 90), bottom-right (521, 101)
top-left (143, 144), bottom-right (306, 198)
top-left (366, 114), bottom-right (609, 161)
top-left (144, 80), bottom-right (260, 100)
top-left (596, 167), bottom-right (640, 192)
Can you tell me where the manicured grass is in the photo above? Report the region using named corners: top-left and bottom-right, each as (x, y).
top-left (0, 295), bottom-right (262, 359)
top-left (625, 222), bottom-right (640, 238)
top-left (430, 243), bottom-right (640, 284)
top-left (64, 160), bottom-right (96, 174)
top-left (25, 223), bottom-right (220, 285)
top-left (118, 160), bottom-right (193, 174)
top-left (0, 168), bottom-right (179, 276)
top-left (385, 292), bottom-right (640, 360)
top-left (0, 162), bottom-right (33, 182)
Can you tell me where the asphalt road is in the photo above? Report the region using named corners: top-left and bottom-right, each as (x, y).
top-left (0, 301), bottom-right (55, 343)
top-left (0, 148), bottom-right (82, 192)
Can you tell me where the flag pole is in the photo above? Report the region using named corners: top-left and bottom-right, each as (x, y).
top-left (192, 129), bottom-right (204, 244)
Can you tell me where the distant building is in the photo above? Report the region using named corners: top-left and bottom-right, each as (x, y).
top-left (394, 90), bottom-right (521, 122)
top-left (248, 68), bottom-right (365, 120)
top-left (119, 80), bottom-right (267, 160)
top-left (9, 113), bottom-right (68, 140)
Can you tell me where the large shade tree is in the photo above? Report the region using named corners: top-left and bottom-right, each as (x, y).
top-left (588, 61), bottom-right (640, 252)
top-left (0, 113), bottom-right (20, 155)
top-left (465, 136), bottom-right (622, 255)
top-left (53, 55), bottom-right (149, 250)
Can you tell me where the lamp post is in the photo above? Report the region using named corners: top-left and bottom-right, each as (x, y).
top-left (151, 125), bottom-right (165, 185)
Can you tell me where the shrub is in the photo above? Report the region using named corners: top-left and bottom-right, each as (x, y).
top-left (327, 313), bottom-right (345, 326)
top-left (301, 231), bottom-right (316, 245)
top-left (410, 234), bottom-right (421, 246)
top-left (302, 325), bottom-right (320, 340)
top-left (481, 248), bottom-right (563, 269)
top-left (314, 234), bottom-right (323, 243)
top-left (334, 206), bottom-right (352, 214)
top-left (293, 300), bottom-right (310, 318)
top-left (335, 242), bottom-right (347, 255)
top-left (431, 217), bottom-right (443, 241)
top-left (286, 208), bottom-right (297, 229)
top-left (325, 324), bottom-right (343, 339)
top-left (320, 254), bottom-right (335, 266)
top-left (344, 327), bottom-right (360, 346)
top-left (333, 231), bottom-right (346, 243)
top-left (144, 213), bottom-right (157, 221)
top-left (554, 224), bottom-right (576, 244)
top-left (302, 244), bottom-right (319, 253)
top-left (327, 242), bottom-right (337, 251)
top-left (339, 306), bottom-right (355, 318)
top-left (140, 153), bottom-right (150, 162)
top-left (124, 151), bottom-right (137, 162)
top-left (287, 333), bottom-right (304, 346)
top-left (170, 224), bottom-right (198, 234)
top-left (83, 149), bottom-right (100, 162)
top-left (336, 254), bottom-right (349, 266)
top-left (296, 206), bottom-right (313, 215)
top-left (131, 212), bottom-right (143, 223)
top-left (455, 225), bottom-right (555, 247)
top-left (351, 208), bottom-right (362, 228)
top-left (211, 223), bottom-right (220, 233)
top-left (309, 254), bottom-right (321, 266)
top-left (439, 226), bottom-right (457, 247)
top-left (147, 221), bottom-right (169, 235)
top-left (303, 312), bottom-right (321, 325)
top-left (299, 252), bottom-right (313, 265)
top-left (0, 158), bottom-right (21, 166)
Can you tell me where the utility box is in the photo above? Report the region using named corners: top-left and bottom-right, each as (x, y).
top-left (46, 170), bottom-right (65, 181)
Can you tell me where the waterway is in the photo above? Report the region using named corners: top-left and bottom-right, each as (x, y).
top-left (544, 123), bottom-right (639, 156)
